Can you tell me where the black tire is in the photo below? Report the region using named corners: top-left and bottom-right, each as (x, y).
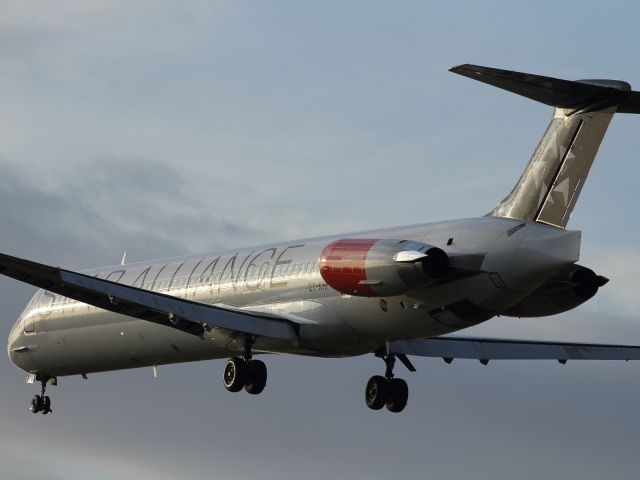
top-left (223, 357), bottom-right (247, 392)
top-left (244, 360), bottom-right (267, 395)
top-left (42, 396), bottom-right (51, 414)
top-left (386, 378), bottom-right (409, 413)
top-left (365, 375), bottom-right (388, 410)
top-left (29, 394), bottom-right (42, 414)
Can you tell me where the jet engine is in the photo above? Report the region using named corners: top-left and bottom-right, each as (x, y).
top-left (503, 264), bottom-right (609, 317)
top-left (319, 238), bottom-right (449, 297)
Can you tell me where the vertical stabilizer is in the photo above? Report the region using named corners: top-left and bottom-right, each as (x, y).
top-left (450, 64), bottom-right (640, 228)
top-left (492, 106), bottom-right (614, 227)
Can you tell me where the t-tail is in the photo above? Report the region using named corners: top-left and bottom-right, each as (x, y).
top-left (451, 64), bottom-right (640, 228)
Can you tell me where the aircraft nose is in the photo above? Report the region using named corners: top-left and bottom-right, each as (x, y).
top-left (7, 324), bottom-right (19, 361)
top-left (6, 319), bottom-right (30, 371)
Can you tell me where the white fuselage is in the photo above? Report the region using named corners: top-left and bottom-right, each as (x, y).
top-left (7, 216), bottom-right (580, 378)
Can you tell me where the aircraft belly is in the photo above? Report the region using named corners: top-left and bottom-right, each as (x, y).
top-left (13, 311), bottom-right (236, 376)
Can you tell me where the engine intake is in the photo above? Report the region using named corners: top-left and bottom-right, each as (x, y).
top-left (319, 238), bottom-right (449, 297)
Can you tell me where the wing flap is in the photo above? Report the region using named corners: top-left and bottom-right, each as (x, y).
top-left (0, 252), bottom-right (299, 340)
top-left (390, 336), bottom-right (640, 361)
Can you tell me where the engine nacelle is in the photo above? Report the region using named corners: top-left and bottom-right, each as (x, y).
top-left (502, 265), bottom-right (609, 317)
top-left (319, 238), bottom-right (449, 297)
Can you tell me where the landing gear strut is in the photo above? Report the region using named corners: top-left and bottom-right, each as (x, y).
top-left (223, 335), bottom-right (267, 395)
top-left (29, 375), bottom-right (55, 415)
top-left (365, 350), bottom-right (409, 413)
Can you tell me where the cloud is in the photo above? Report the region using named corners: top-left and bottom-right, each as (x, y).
top-left (0, 438), bottom-right (180, 480)
top-left (1, 343), bottom-right (639, 480)
top-left (0, 157), bottom-right (266, 268)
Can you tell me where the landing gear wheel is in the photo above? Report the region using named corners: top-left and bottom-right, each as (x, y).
top-left (365, 375), bottom-right (388, 410)
top-left (28, 375), bottom-right (56, 415)
top-left (244, 360), bottom-right (267, 395)
top-left (366, 350), bottom-right (412, 413)
top-left (41, 396), bottom-right (52, 414)
top-left (386, 378), bottom-right (408, 413)
top-left (223, 357), bottom-right (247, 392)
top-left (223, 336), bottom-right (269, 395)
top-left (29, 395), bottom-right (42, 414)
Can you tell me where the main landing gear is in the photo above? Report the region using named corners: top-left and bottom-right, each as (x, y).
top-left (223, 335), bottom-right (267, 395)
top-left (29, 375), bottom-right (55, 415)
top-left (365, 350), bottom-right (413, 413)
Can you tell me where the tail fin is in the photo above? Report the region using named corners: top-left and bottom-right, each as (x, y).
top-left (450, 64), bottom-right (640, 228)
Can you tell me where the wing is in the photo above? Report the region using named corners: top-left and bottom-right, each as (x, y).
top-left (390, 336), bottom-right (640, 362)
top-left (0, 252), bottom-right (299, 341)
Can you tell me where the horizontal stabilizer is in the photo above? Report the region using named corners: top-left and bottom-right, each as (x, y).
top-left (450, 64), bottom-right (640, 114)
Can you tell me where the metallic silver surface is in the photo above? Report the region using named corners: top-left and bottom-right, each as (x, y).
top-left (492, 106), bottom-right (614, 227)
top-left (3, 218), bottom-right (591, 376)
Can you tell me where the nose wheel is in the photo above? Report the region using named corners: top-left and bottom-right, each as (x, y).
top-left (365, 350), bottom-right (412, 413)
top-left (29, 375), bottom-right (55, 415)
top-left (223, 335), bottom-right (268, 395)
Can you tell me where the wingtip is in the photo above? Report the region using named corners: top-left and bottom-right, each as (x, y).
top-left (449, 64), bottom-right (488, 76)
top-left (448, 63), bottom-right (468, 73)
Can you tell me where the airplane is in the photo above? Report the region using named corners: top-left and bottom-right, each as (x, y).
top-left (4, 64), bottom-right (640, 415)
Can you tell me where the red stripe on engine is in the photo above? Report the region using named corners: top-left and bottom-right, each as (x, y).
top-left (319, 239), bottom-right (377, 296)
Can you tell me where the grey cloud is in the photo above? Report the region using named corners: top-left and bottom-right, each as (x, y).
top-left (1, 338), bottom-right (639, 480)
top-left (0, 157), bottom-right (267, 268)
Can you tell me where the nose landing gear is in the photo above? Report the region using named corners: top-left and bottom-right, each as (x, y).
top-left (223, 335), bottom-right (268, 395)
top-left (29, 375), bottom-right (55, 415)
top-left (365, 350), bottom-right (412, 413)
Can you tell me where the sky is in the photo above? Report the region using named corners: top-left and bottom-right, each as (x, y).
top-left (1, 1), bottom-right (640, 478)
